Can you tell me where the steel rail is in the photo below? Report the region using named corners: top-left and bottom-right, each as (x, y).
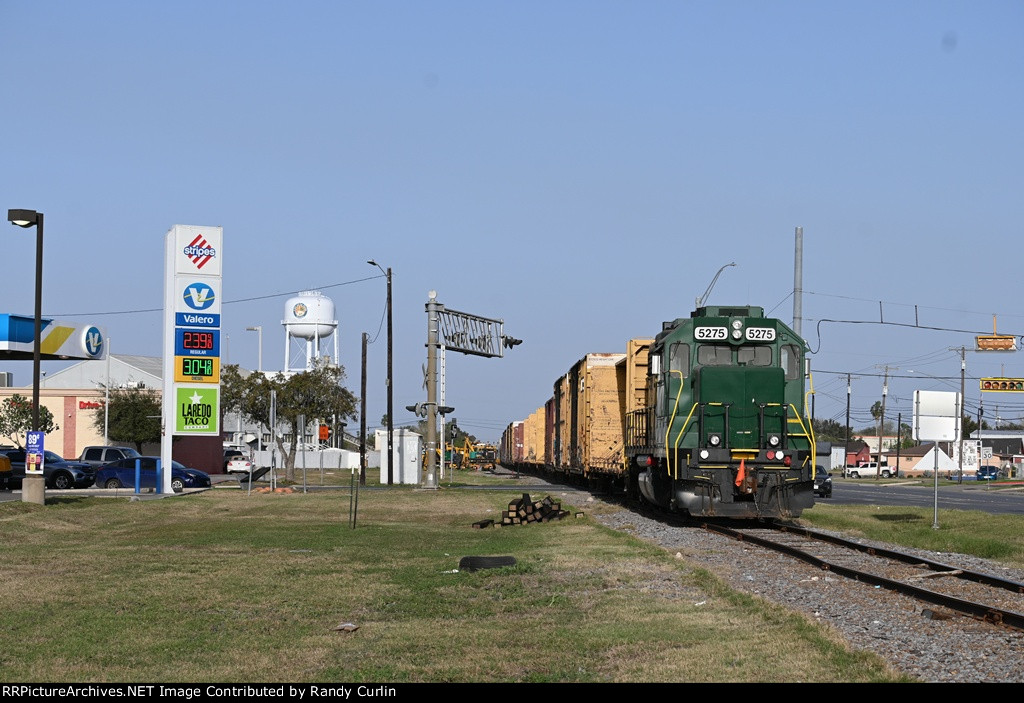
top-left (701, 521), bottom-right (1024, 631)
top-left (767, 521), bottom-right (1024, 594)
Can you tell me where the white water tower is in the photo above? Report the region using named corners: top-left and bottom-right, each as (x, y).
top-left (282, 290), bottom-right (339, 373)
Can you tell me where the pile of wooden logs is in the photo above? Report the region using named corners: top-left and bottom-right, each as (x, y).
top-left (500, 493), bottom-right (569, 526)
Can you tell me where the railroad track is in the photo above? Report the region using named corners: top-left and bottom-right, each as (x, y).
top-left (700, 520), bottom-right (1024, 631)
top-left (493, 469), bottom-right (1024, 634)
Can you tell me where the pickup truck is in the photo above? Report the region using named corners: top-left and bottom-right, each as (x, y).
top-left (844, 462), bottom-right (897, 479)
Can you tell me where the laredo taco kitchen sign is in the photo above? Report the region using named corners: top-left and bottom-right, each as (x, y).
top-left (175, 386), bottom-right (219, 434)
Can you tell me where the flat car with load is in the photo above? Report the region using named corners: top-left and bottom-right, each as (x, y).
top-left (501, 305), bottom-right (818, 519)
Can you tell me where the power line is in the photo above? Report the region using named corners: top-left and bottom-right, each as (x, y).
top-left (49, 274), bottom-right (385, 317)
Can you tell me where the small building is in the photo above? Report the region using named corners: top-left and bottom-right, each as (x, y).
top-left (845, 440), bottom-right (871, 467)
top-left (375, 428), bottom-right (423, 485)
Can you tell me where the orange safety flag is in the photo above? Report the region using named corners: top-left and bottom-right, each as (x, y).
top-left (735, 458), bottom-right (746, 487)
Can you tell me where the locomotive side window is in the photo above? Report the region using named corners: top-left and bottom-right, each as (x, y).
top-left (737, 346), bottom-right (771, 366)
top-left (669, 342), bottom-right (690, 377)
top-left (697, 345), bottom-right (732, 366)
top-left (780, 345), bottom-right (801, 379)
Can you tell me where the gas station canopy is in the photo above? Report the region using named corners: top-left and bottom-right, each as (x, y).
top-left (0, 314), bottom-right (107, 361)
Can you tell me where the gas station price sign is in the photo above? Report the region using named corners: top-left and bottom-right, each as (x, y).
top-left (175, 328), bottom-right (220, 356)
top-left (174, 355), bottom-right (221, 383)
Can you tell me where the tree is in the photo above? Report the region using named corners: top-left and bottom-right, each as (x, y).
top-left (221, 361), bottom-right (357, 479)
top-left (93, 387), bottom-right (162, 451)
top-left (961, 414), bottom-right (990, 439)
top-left (0, 394), bottom-right (58, 447)
top-left (870, 401), bottom-right (883, 423)
top-left (811, 419), bottom-right (851, 443)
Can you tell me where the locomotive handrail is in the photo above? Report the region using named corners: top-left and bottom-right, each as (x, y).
top-left (669, 403), bottom-right (699, 480)
top-left (664, 370), bottom-right (694, 480)
top-left (804, 371), bottom-right (815, 416)
top-left (804, 373), bottom-right (818, 477)
top-left (758, 402), bottom-right (787, 449)
top-left (786, 403), bottom-right (816, 473)
top-left (664, 370), bottom-right (685, 476)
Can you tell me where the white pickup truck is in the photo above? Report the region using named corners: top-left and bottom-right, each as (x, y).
top-left (844, 462), bottom-right (897, 479)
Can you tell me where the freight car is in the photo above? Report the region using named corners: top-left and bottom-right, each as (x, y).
top-left (502, 305), bottom-right (817, 519)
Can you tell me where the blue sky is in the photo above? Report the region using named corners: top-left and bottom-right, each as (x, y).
top-left (2, 1), bottom-right (1022, 441)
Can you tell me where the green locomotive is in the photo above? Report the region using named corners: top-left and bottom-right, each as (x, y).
top-left (624, 305), bottom-right (816, 518)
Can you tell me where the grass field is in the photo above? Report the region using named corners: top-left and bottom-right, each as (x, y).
top-left (0, 473), bottom-right (909, 684)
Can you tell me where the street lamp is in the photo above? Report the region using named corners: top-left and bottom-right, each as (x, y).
top-left (246, 326), bottom-right (263, 372)
top-left (246, 326), bottom-right (264, 455)
top-left (367, 259), bottom-right (393, 485)
top-left (9, 208), bottom-right (44, 506)
top-left (7, 209), bottom-right (43, 431)
top-left (695, 262), bottom-right (736, 308)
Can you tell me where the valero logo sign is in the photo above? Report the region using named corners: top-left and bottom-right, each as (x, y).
top-left (83, 326), bottom-right (104, 357)
top-left (183, 282), bottom-right (216, 311)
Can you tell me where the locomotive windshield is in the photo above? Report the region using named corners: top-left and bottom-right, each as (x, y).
top-left (695, 344), bottom-right (772, 367)
top-left (737, 347), bottom-right (771, 366)
top-left (696, 345), bottom-right (732, 365)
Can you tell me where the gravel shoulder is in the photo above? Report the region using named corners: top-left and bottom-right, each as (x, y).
top-left (592, 503), bottom-right (1024, 684)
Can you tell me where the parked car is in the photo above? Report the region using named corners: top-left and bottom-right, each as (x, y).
top-left (78, 445), bottom-right (141, 467)
top-left (0, 449), bottom-right (96, 489)
top-left (225, 456), bottom-right (255, 474)
top-left (813, 466), bottom-right (833, 498)
top-left (977, 465), bottom-right (1000, 481)
top-left (223, 449), bottom-right (245, 471)
top-left (94, 456), bottom-right (212, 492)
top-left (0, 453), bottom-right (11, 490)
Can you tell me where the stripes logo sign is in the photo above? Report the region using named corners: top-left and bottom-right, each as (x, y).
top-left (182, 233), bottom-right (217, 270)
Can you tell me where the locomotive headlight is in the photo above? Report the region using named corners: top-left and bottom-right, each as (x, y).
top-left (699, 449), bottom-right (710, 460)
top-left (708, 433), bottom-right (722, 447)
top-left (731, 320), bottom-right (742, 330)
top-left (767, 434), bottom-right (781, 448)
top-left (732, 329), bottom-right (742, 339)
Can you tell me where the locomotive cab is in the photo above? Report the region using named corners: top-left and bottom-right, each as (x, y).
top-left (628, 305), bottom-right (816, 518)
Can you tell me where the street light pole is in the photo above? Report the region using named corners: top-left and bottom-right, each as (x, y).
top-left (7, 209), bottom-right (44, 431)
top-left (8, 209), bottom-right (45, 506)
top-left (246, 326), bottom-right (264, 455)
top-left (368, 259), bottom-right (394, 485)
top-left (246, 326), bottom-right (263, 372)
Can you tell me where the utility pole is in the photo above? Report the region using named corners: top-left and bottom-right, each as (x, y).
top-left (385, 267), bottom-right (393, 486)
top-left (956, 346), bottom-right (965, 482)
top-left (895, 412), bottom-right (902, 472)
top-left (845, 374), bottom-right (851, 464)
top-left (875, 366), bottom-right (896, 479)
top-left (360, 332), bottom-right (368, 486)
top-left (793, 226), bottom-right (803, 337)
top-left (424, 292), bottom-right (440, 489)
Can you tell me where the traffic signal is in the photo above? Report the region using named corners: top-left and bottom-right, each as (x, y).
top-left (405, 403), bottom-right (427, 417)
top-left (980, 378), bottom-right (1024, 392)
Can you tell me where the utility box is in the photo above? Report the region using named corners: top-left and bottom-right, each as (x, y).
top-left (375, 428), bottom-right (423, 485)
